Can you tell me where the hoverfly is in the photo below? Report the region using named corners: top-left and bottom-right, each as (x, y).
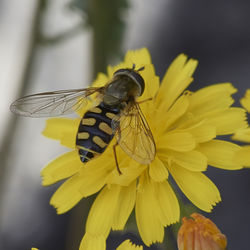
top-left (10, 65), bottom-right (156, 174)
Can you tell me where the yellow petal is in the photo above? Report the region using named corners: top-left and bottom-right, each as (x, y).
top-left (79, 232), bottom-right (106, 250)
top-left (42, 118), bottom-right (80, 148)
top-left (168, 163), bottom-right (221, 212)
top-left (154, 181), bottom-right (180, 226)
top-left (78, 153), bottom-right (114, 196)
top-left (135, 173), bottom-right (164, 246)
top-left (86, 185), bottom-right (120, 236)
top-left (124, 48), bottom-right (152, 67)
top-left (42, 118), bottom-right (79, 140)
top-left (234, 146), bottom-right (250, 167)
top-left (41, 150), bottom-right (81, 186)
top-left (181, 121), bottom-right (216, 143)
top-left (232, 128), bottom-right (250, 143)
top-left (156, 54), bottom-right (198, 111)
top-left (106, 160), bottom-right (146, 186)
top-left (158, 132), bottom-right (196, 152)
top-left (50, 156), bottom-right (113, 214)
top-left (160, 95), bottom-right (189, 132)
top-left (188, 83), bottom-right (236, 115)
top-left (117, 240), bottom-right (143, 250)
top-left (160, 150), bottom-right (207, 172)
top-left (149, 156), bottom-right (169, 182)
top-left (112, 181), bottom-right (136, 230)
top-left (107, 48), bottom-right (152, 82)
top-left (140, 64), bottom-right (159, 100)
top-left (240, 89), bottom-right (250, 112)
top-left (92, 72), bottom-right (109, 88)
top-left (50, 173), bottom-right (87, 214)
top-left (198, 140), bottom-right (242, 170)
top-left (203, 108), bottom-right (248, 135)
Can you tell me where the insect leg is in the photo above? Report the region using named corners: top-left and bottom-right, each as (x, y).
top-left (113, 141), bottom-right (122, 175)
top-left (113, 123), bottom-right (122, 175)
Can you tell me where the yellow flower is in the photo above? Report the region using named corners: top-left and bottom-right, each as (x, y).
top-left (41, 48), bottom-right (248, 249)
top-left (177, 213), bottom-right (227, 250)
top-left (232, 89), bottom-right (250, 166)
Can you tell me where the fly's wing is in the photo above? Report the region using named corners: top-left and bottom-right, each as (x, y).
top-left (10, 87), bottom-right (104, 117)
top-left (112, 103), bottom-right (156, 165)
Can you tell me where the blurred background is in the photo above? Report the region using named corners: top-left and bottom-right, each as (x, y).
top-left (0, 0), bottom-right (250, 249)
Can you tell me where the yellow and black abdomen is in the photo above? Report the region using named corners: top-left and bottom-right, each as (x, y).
top-left (76, 102), bottom-right (120, 163)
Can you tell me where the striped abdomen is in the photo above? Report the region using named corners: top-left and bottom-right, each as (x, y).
top-left (76, 102), bottom-right (120, 162)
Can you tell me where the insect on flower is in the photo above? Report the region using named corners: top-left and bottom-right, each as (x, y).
top-left (10, 65), bottom-right (156, 174)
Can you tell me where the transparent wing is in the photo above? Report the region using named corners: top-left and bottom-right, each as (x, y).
top-left (10, 87), bottom-right (104, 117)
top-left (112, 103), bottom-right (156, 164)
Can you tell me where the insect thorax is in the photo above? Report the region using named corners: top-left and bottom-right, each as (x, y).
top-left (103, 69), bottom-right (145, 106)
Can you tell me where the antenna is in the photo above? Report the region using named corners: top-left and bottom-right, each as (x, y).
top-left (137, 66), bottom-right (145, 71)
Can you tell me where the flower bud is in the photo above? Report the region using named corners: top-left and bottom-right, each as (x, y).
top-left (177, 213), bottom-right (227, 250)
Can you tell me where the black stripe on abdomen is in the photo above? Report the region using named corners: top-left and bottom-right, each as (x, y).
top-left (76, 102), bottom-right (120, 163)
